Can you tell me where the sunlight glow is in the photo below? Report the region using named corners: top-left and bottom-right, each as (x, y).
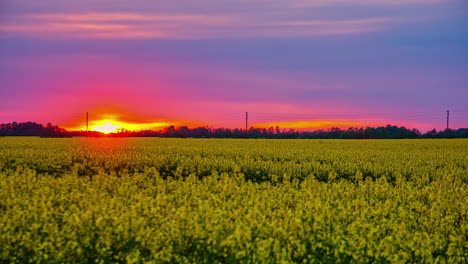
top-left (252, 120), bottom-right (369, 130)
top-left (93, 122), bottom-right (121, 133)
top-left (81, 116), bottom-right (172, 133)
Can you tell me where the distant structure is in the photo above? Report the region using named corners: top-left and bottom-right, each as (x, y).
top-left (86, 112), bottom-right (89, 137)
top-left (245, 112), bottom-right (248, 131)
top-left (446, 110), bottom-right (450, 130)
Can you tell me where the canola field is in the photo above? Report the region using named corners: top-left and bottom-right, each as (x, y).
top-left (0, 137), bottom-right (467, 263)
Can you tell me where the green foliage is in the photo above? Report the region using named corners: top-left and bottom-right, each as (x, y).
top-left (0, 138), bottom-right (467, 263)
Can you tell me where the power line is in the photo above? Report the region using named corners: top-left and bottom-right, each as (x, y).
top-left (250, 112), bottom-right (443, 118)
top-left (1, 109), bottom-right (466, 130)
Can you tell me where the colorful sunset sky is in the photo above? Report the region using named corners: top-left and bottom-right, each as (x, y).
top-left (1, 0), bottom-right (467, 132)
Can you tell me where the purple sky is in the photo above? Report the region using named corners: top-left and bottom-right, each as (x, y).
top-left (1, 0), bottom-right (467, 131)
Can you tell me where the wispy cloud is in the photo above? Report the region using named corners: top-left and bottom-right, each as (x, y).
top-left (292, 0), bottom-right (450, 8)
top-left (0, 11), bottom-right (406, 39)
top-left (29, 13), bottom-right (229, 24)
top-left (2, 0), bottom-right (451, 39)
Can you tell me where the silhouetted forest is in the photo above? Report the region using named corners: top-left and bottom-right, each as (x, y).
top-left (0, 122), bottom-right (70, 137)
top-left (1, 122), bottom-right (467, 139)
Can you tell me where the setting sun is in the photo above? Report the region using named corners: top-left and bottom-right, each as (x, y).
top-left (93, 122), bottom-right (121, 133)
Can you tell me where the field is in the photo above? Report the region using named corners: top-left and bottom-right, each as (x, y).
top-left (0, 138), bottom-right (467, 263)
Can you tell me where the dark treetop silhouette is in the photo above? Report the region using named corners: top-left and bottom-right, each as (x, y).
top-left (1, 122), bottom-right (467, 139)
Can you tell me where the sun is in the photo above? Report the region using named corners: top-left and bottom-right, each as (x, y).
top-left (93, 122), bottom-right (121, 133)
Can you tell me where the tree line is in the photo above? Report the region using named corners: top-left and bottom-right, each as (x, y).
top-left (1, 122), bottom-right (467, 139)
top-left (0, 122), bottom-right (70, 137)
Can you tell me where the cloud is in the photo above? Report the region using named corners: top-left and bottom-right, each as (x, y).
top-left (2, 0), bottom-right (452, 12)
top-left (0, 11), bottom-right (409, 39)
top-left (2, 0), bottom-right (453, 39)
top-left (29, 13), bottom-right (228, 23)
top-left (293, 0), bottom-right (450, 8)
top-left (0, 12), bottom-right (230, 39)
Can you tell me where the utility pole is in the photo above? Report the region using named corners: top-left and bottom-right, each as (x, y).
top-left (86, 112), bottom-right (89, 137)
top-left (245, 112), bottom-right (248, 131)
top-left (446, 110), bottom-right (450, 130)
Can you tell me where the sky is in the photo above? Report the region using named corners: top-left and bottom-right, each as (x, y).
top-left (1, 0), bottom-right (467, 132)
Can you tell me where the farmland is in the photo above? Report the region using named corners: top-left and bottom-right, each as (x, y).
top-left (0, 138), bottom-right (467, 263)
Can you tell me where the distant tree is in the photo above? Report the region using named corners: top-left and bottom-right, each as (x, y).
top-left (0, 122), bottom-right (70, 137)
top-left (192, 127), bottom-right (210, 138)
top-left (165, 126), bottom-right (177, 137)
top-left (1, 121), bottom-right (467, 139)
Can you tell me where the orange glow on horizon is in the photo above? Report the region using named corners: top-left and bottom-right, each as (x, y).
top-left (61, 106), bottom-right (177, 132)
top-left (93, 122), bottom-right (121, 133)
top-left (60, 106), bottom-right (412, 133)
top-left (86, 118), bottom-right (171, 133)
top-left (252, 120), bottom-right (372, 130)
